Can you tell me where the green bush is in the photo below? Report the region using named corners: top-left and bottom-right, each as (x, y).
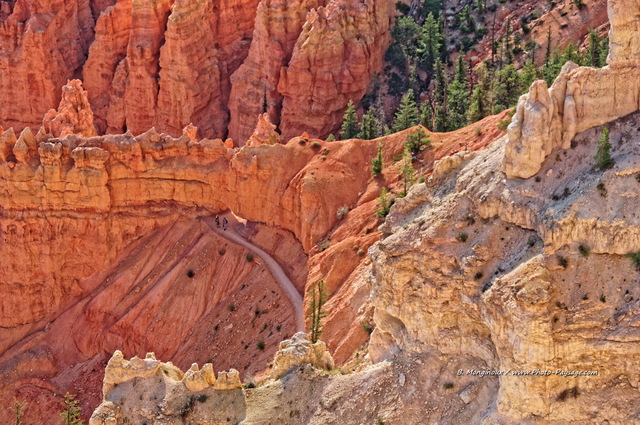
top-left (246, 253), bottom-right (254, 262)
top-left (578, 245), bottom-right (590, 257)
top-left (257, 341), bottom-right (265, 350)
top-left (457, 232), bottom-right (469, 242)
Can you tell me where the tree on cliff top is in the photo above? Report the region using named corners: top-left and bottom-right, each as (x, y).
top-left (340, 100), bottom-right (359, 139)
top-left (60, 393), bottom-right (83, 425)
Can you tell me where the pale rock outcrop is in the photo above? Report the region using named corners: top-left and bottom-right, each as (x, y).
top-left (214, 369), bottom-right (243, 390)
top-left (42, 80), bottom-right (97, 138)
top-left (183, 363), bottom-right (217, 391)
top-left (269, 332), bottom-right (334, 380)
top-left (245, 113), bottom-right (280, 147)
top-left (504, 0), bottom-right (640, 179)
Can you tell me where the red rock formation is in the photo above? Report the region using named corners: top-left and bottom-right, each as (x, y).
top-left (0, 0), bottom-right (96, 131)
top-left (277, 0), bottom-right (391, 141)
top-left (42, 79), bottom-right (97, 137)
top-left (246, 113), bottom-right (280, 146)
top-left (83, 0), bottom-right (261, 138)
top-left (227, 0), bottom-right (323, 144)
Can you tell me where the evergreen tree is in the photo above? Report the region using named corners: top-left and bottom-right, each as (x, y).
top-left (392, 89), bottom-right (419, 133)
top-left (594, 127), bottom-right (613, 169)
top-left (375, 187), bottom-right (394, 220)
top-left (589, 29), bottom-right (602, 67)
top-left (419, 102), bottom-right (433, 130)
top-left (520, 59), bottom-right (540, 91)
top-left (420, 13), bottom-right (442, 74)
top-left (544, 27), bottom-right (552, 67)
top-left (373, 97), bottom-right (389, 136)
top-left (468, 64), bottom-right (490, 123)
top-left (371, 141), bottom-right (384, 176)
top-left (358, 109), bottom-right (380, 140)
top-left (307, 280), bottom-right (328, 343)
top-left (493, 65), bottom-right (522, 112)
top-left (60, 393), bottom-right (83, 425)
top-left (446, 56), bottom-right (470, 130)
top-left (406, 129), bottom-right (431, 155)
top-left (399, 147), bottom-right (416, 196)
top-left (433, 60), bottom-right (448, 131)
top-left (340, 100), bottom-right (358, 139)
top-left (503, 21), bottom-right (513, 65)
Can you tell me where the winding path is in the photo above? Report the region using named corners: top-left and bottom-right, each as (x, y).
top-left (203, 214), bottom-right (305, 331)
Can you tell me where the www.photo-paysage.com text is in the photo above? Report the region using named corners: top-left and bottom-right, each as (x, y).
top-left (459, 369), bottom-right (600, 378)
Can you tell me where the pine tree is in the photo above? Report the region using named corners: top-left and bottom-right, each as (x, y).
top-left (60, 393), bottom-right (83, 425)
top-left (307, 280), bottom-right (328, 343)
top-left (446, 56), bottom-right (470, 130)
top-left (358, 109), bottom-right (380, 140)
top-left (433, 60), bottom-right (448, 131)
top-left (340, 100), bottom-right (358, 139)
top-left (372, 141), bottom-right (383, 176)
top-left (594, 127), bottom-right (613, 170)
top-left (419, 102), bottom-right (433, 130)
top-left (11, 398), bottom-right (27, 425)
top-left (493, 65), bottom-right (522, 112)
top-left (588, 29), bottom-right (602, 67)
top-left (520, 59), bottom-right (540, 91)
top-left (468, 64), bottom-right (490, 123)
top-left (503, 21), bottom-right (513, 65)
top-left (420, 13), bottom-right (442, 74)
top-left (399, 146), bottom-right (416, 196)
top-left (406, 129), bottom-right (431, 155)
top-left (375, 187), bottom-right (394, 220)
top-left (392, 89), bottom-right (419, 133)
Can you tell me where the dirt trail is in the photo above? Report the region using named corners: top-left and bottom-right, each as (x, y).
top-left (203, 214), bottom-right (305, 331)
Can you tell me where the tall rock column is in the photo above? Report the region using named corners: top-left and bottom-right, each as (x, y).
top-left (227, 0), bottom-right (323, 145)
top-left (277, 0), bottom-right (390, 141)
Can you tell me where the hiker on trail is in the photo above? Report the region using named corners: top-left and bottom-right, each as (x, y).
top-left (215, 214), bottom-right (220, 228)
top-left (222, 218), bottom-right (228, 231)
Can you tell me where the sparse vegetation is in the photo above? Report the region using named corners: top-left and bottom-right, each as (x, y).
top-left (319, 241), bottom-right (331, 252)
top-left (311, 141), bottom-right (321, 149)
top-left (556, 386), bottom-right (580, 402)
top-left (399, 146), bottom-right (416, 196)
top-left (375, 418), bottom-right (385, 425)
top-left (325, 134), bottom-right (335, 142)
top-left (337, 205), bottom-right (350, 220)
top-left (307, 280), bottom-right (328, 343)
top-left (187, 269), bottom-right (195, 278)
top-left (600, 295), bottom-right (606, 303)
top-left (228, 304), bottom-right (236, 312)
top-left (246, 253), bottom-right (254, 262)
top-left (597, 182), bottom-right (607, 197)
top-left (528, 236), bottom-right (537, 247)
top-left (60, 393), bottom-right (83, 425)
top-left (257, 341), bottom-right (265, 350)
top-left (443, 382), bottom-right (454, 390)
top-left (372, 141), bottom-right (384, 176)
top-left (625, 252), bottom-right (640, 270)
top-left (375, 188), bottom-right (395, 220)
top-left (594, 127), bottom-right (613, 170)
top-left (578, 245), bottom-right (590, 257)
top-left (497, 119), bottom-right (511, 131)
top-left (10, 398), bottom-right (27, 425)
top-left (558, 256), bottom-right (569, 269)
top-left (362, 322), bottom-right (374, 335)
top-left (405, 129), bottom-right (431, 155)
top-left (218, 248), bottom-right (226, 256)
top-left (457, 232), bottom-right (469, 242)
top-left (474, 272), bottom-right (484, 280)
top-left (357, 249), bottom-right (366, 257)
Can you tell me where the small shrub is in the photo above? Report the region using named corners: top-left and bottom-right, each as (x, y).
top-left (375, 188), bottom-right (395, 221)
top-left (443, 382), bottom-right (454, 389)
top-left (311, 141), bottom-right (321, 149)
top-left (497, 119), bottom-right (511, 131)
top-left (218, 248), bottom-right (226, 256)
top-left (474, 127), bottom-right (482, 137)
top-left (474, 272), bottom-right (483, 280)
top-left (187, 269), bottom-right (195, 278)
top-left (298, 139), bottom-right (306, 145)
top-left (556, 386), bottom-right (579, 402)
top-left (246, 253), bottom-right (254, 262)
top-left (535, 176), bottom-right (541, 182)
top-left (276, 324), bottom-right (282, 331)
top-left (325, 134), bottom-right (335, 142)
top-left (357, 249), bottom-right (366, 256)
top-left (528, 236), bottom-right (537, 247)
top-left (597, 182), bottom-right (607, 197)
top-left (318, 241), bottom-right (330, 252)
top-left (625, 252), bottom-right (640, 269)
top-left (257, 341), bottom-right (265, 350)
top-left (375, 418), bottom-right (385, 425)
top-left (196, 394), bottom-right (208, 403)
top-left (457, 232), bottom-right (469, 242)
top-left (228, 304), bottom-right (236, 312)
top-left (558, 256), bottom-right (568, 268)
top-left (337, 205), bottom-right (350, 220)
top-left (600, 294), bottom-right (606, 303)
top-left (582, 294), bottom-right (589, 300)
top-left (578, 245), bottom-right (590, 257)
top-left (362, 322), bottom-right (374, 334)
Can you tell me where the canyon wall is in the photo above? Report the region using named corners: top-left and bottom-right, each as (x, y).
top-left (504, 0), bottom-right (640, 179)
